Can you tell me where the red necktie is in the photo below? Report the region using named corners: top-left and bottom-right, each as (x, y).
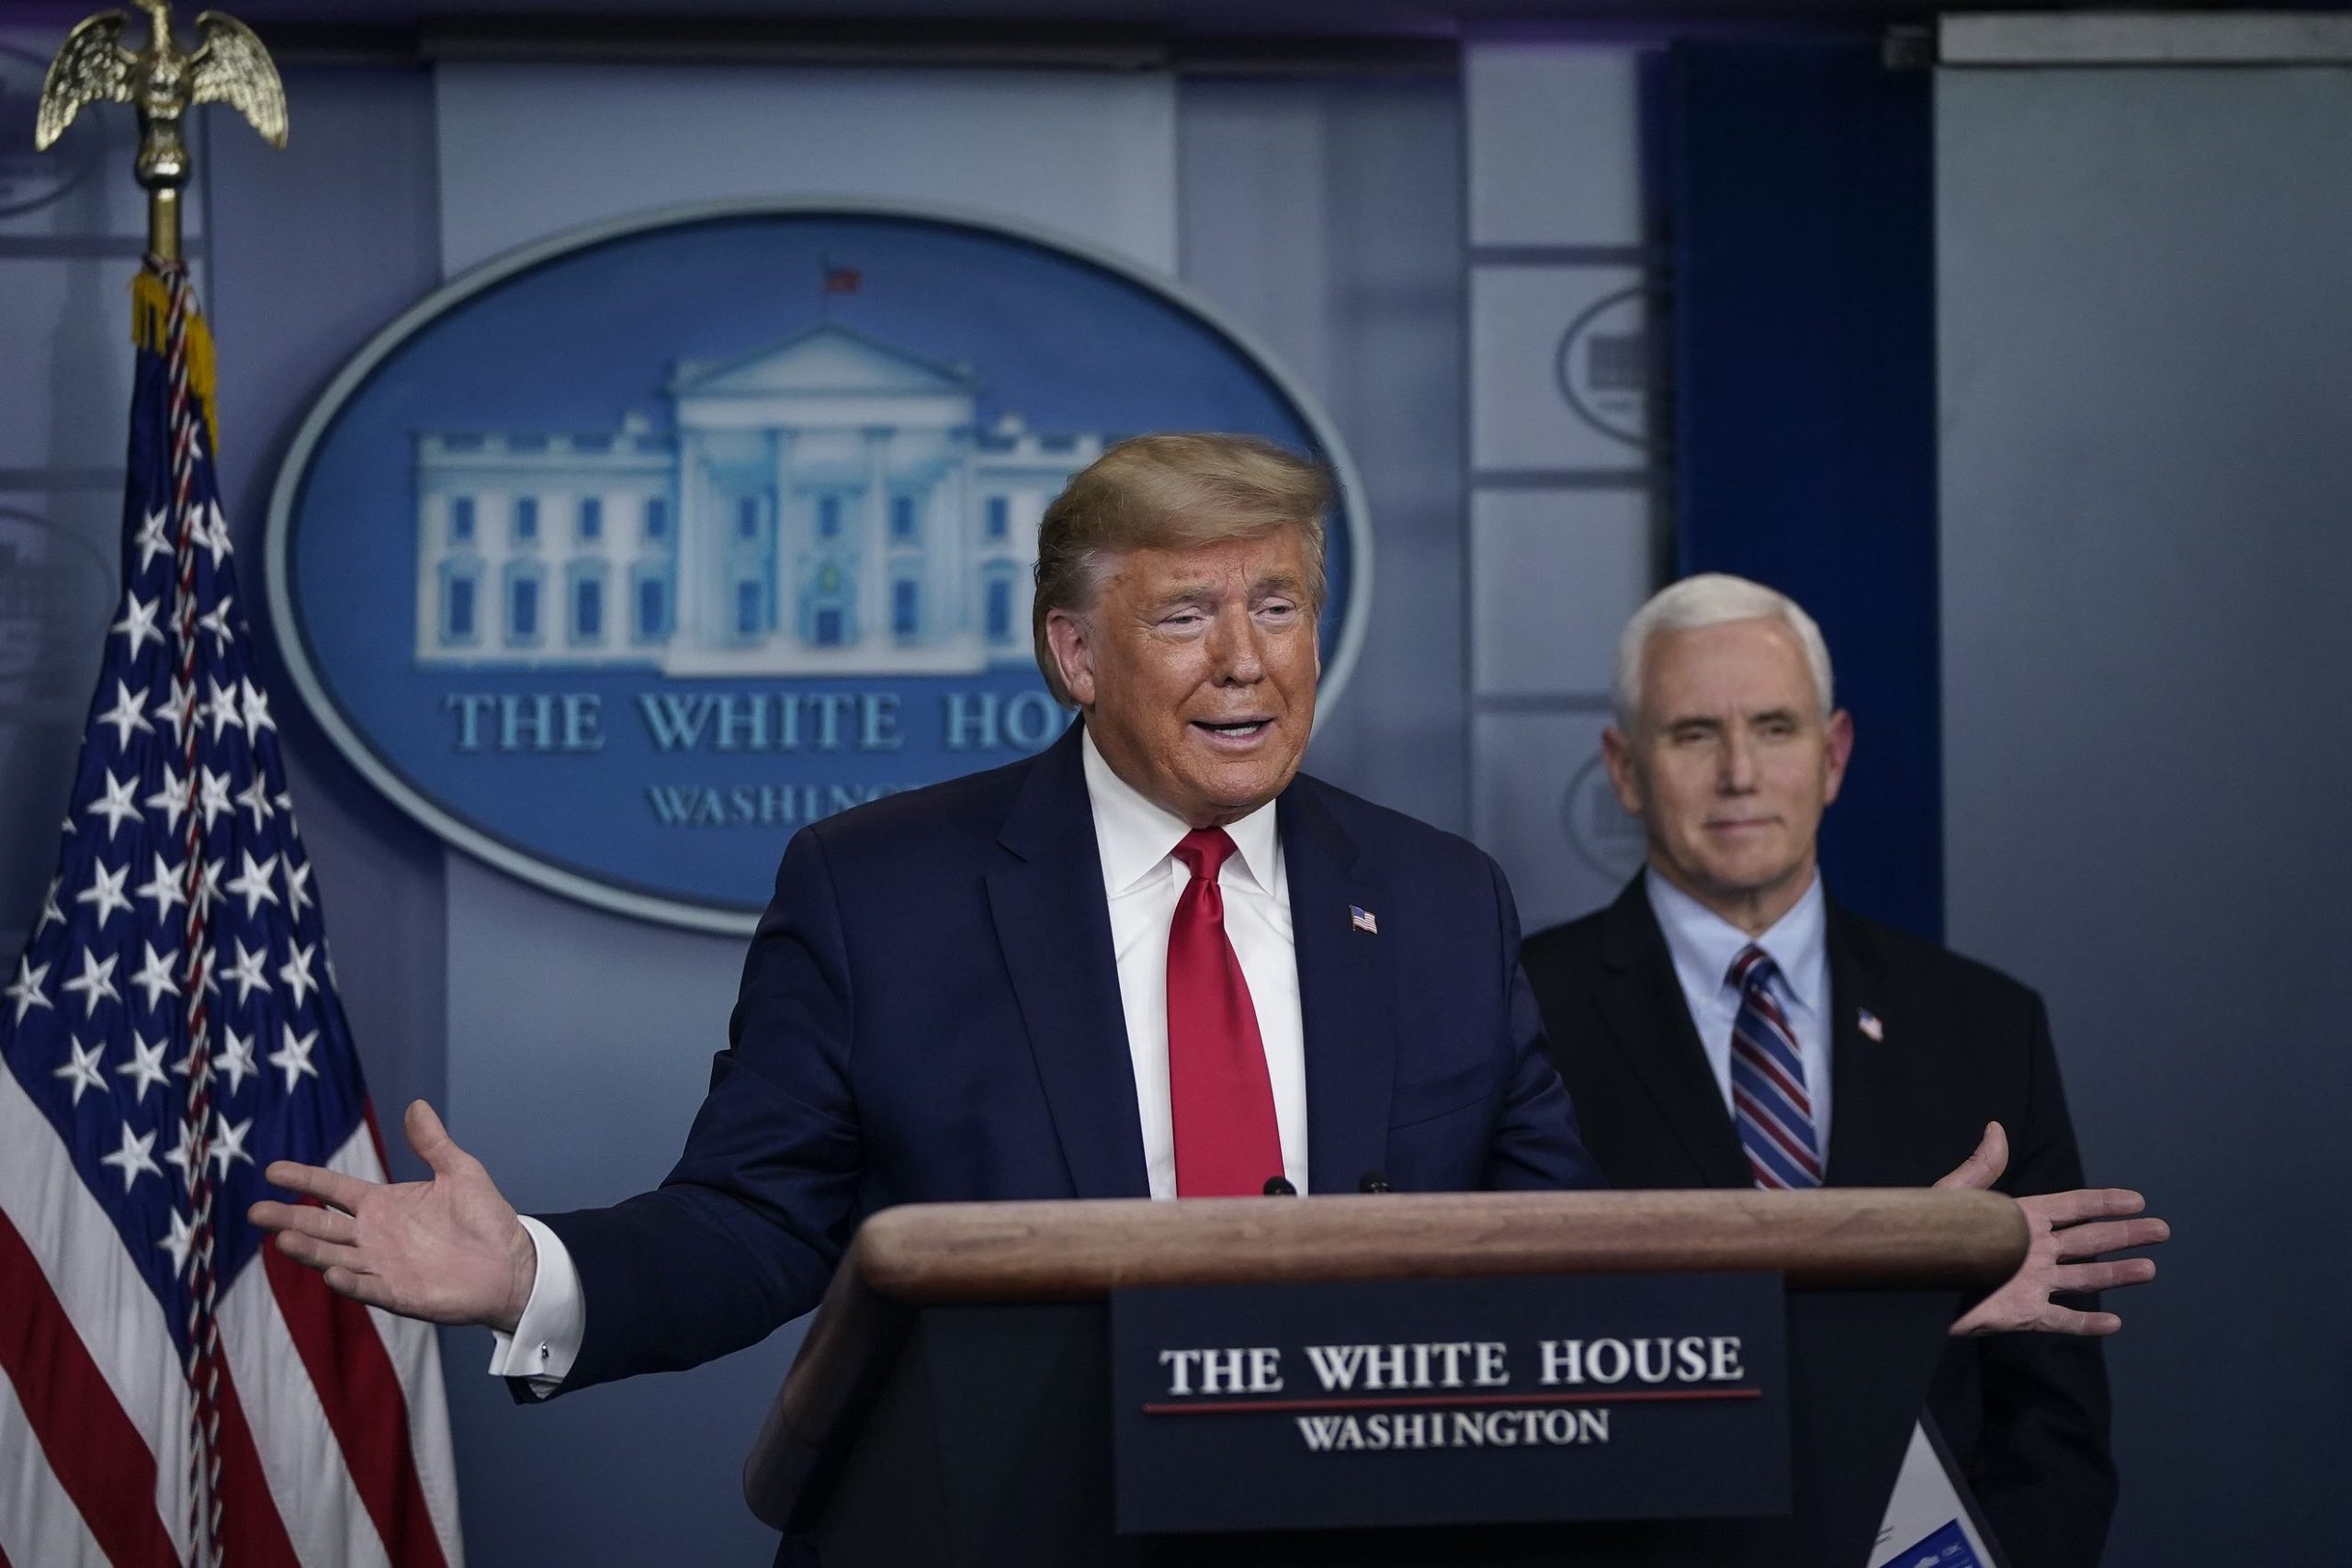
top-left (1166, 828), bottom-right (1284, 1197)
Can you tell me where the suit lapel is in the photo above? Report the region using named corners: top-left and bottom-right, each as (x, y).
top-left (1280, 779), bottom-right (1396, 1198)
top-left (1822, 902), bottom-right (1908, 1187)
top-left (984, 728), bottom-right (1150, 1199)
top-left (1593, 880), bottom-right (1754, 1188)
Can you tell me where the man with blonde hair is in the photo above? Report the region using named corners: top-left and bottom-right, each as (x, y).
top-left (1523, 573), bottom-right (2155, 1567)
top-left (255, 435), bottom-right (1601, 1434)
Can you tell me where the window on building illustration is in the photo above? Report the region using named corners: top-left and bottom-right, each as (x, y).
top-left (509, 575), bottom-right (539, 643)
top-left (890, 494), bottom-right (918, 543)
top-left (444, 573), bottom-right (476, 644)
top-left (985, 496), bottom-right (1009, 541)
top-left (893, 578), bottom-right (919, 638)
top-left (737, 579), bottom-right (762, 638)
top-left (986, 576), bottom-right (1013, 644)
top-left (574, 577), bottom-right (603, 642)
top-left (636, 575), bottom-right (667, 641)
top-left (644, 496), bottom-right (669, 540)
top-left (737, 495), bottom-right (762, 540)
top-left (818, 494), bottom-right (842, 539)
top-left (814, 605), bottom-right (844, 647)
top-left (579, 497), bottom-right (603, 541)
top-left (514, 496), bottom-right (539, 542)
top-left (450, 496), bottom-right (476, 544)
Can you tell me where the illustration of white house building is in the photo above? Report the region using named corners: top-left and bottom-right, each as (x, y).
top-left (413, 322), bottom-right (1103, 674)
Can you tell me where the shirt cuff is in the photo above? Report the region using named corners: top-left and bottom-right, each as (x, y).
top-left (485, 1214), bottom-right (584, 1399)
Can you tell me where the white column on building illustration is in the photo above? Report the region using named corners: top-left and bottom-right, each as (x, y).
top-left (860, 425), bottom-right (891, 648)
top-left (937, 431), bottom-right (973, 643)
top-left (674, 427), bottom-right (709, 650)
top-left (770, 428), bottom-right (797, 652)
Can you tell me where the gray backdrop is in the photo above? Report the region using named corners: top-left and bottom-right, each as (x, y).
top-left (1939, 62), bottom-right (2352, 1565)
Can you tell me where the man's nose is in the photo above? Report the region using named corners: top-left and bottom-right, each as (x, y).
top-left (1205, 609), bottom-right (1266, 684)
top-left (1718, 731), bottom-right (1759, 791)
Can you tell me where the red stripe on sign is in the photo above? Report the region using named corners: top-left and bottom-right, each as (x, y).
top-left (0, 1209), bottom-right (180, 1568)
top-left (266, 1229), bottom-right (450, 1568)
top-left (210, 1345), bottom-right (306, 1568)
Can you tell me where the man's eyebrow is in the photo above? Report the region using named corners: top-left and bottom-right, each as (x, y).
top-left (1250, 572), bottom-right (1307, 598)
top-left (1747, 705), bottom-right (1804, 726)
top-left (1660, 713), bottom-right (1724, 732)
top-left (1138, 583), bottom-right (1220, 614)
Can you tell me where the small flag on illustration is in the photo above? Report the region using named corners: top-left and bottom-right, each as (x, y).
top-left (1350, 906), bottom-right (1378, 935)
top-left (1857, 1008), bottom-right (1884, 1043)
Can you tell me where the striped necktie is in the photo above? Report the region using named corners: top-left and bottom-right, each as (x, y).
top-left (1728, 945), bottom-right (1823, 1190)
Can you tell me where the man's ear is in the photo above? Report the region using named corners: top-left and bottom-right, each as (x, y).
top-left (1600, 725), bottom-right (1645, 817)
top-left (1046, 608), bottom-right (1097, 708)
top-left (1821, 707), bottom-right (1856, 806)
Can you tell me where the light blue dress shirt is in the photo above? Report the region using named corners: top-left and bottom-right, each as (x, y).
top-left (1643, 866), bottom-right (1834, 1154)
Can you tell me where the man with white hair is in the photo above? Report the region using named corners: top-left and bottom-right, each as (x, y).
top-left (1521, 573), bottom-right (2151, 1568)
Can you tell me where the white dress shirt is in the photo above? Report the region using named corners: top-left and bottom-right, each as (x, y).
top-left (1644, 866), bottom-right (1834, 1153)
top-left (491, 728), bottom-right (1309, 1391)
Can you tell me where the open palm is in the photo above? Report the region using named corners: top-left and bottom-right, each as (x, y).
top-left (249, 1100), bottom-right (538, 1333)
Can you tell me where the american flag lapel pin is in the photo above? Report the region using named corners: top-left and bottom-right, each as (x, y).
top-left (1856, 1008), bottom-right (1884, 1043)
top-left (1350, 905), bottom-right (1378, 935)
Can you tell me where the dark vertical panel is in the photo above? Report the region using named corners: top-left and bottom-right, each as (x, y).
top-left (1669, 40), bottom-right (1940, 938)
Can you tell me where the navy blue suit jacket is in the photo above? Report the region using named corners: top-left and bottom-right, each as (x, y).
top-left (539, 728), bottom-right (1602, 1392)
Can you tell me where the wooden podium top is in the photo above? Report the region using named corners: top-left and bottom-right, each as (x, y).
top-left (746, 1189), bottom-right (2026, 1529)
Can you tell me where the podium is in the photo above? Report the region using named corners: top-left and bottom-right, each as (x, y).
top-left (745, 1190), bottom-right (2024, 1566)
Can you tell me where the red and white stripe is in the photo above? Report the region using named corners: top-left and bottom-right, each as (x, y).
top-left (0, 1066), bottom-right (463, 1567)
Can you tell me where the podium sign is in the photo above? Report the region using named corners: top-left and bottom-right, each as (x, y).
top-left (1111, 1270), bottom-right (1790, 1535)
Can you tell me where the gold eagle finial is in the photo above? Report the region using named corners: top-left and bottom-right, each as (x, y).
top-left (34, 1), bottom-right (286, 258)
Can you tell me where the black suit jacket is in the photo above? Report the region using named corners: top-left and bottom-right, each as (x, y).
top-left (1523, 877), bottom-right (2115, 1568)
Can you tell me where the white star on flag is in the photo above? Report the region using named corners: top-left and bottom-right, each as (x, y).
top-left (145, 765), bottom-right (189, 834)
top-left (235, 776), bottom-right (277, 829)
top-left (216, 1025), bottom-right (259, 1096)
top-left (158, 1208), bottom-right (198, 1277)
top-left (95, 679), bottom-right (156, 750)
top-left (61, 948), bottom-right (119, 1018)
top-left (208, 1113), bottom-right (255, 1179)
top-left (278, 942), bottom-right (320, 1010)
top-left (202, 673), bottom-right (246, 739)
top-left (128, 941), bottom-right (180, 1010)
top-left (5, 957), bottom-right (52, 1023)
top-left (74, 858), bottom-right (133, 928)
top-left (269, 1023), bottom-right (320, 1094)
top-left (135, 851), bottom-right (187, 922)
top-left (85, 770), bottom-right (142, 840)
top-left (35, 877), bottom-right (64, 933)
top-left (197, 766), bottom-right (235, 829)
top-left (241, 676), bottom-right (276, 736)
top-left (152, 674), bottom-right (195, 745)
top-left (198, 594), bottom-right (236, 654)
top-left (116, 1032), bottom-right (172, 1102)
top-left (98, 1122), bottom-right (162, 1192)
top-left (226, 851), bottom-right (280, 918)
top-left (223, 939), bottom-right (273, 1005)
top-left (133, 504), bottom-right (171, 571)
top-left (163, 1115), bottom-right (202, 1191)
top-left (284, 857), bottom-right (314, 919)
top-left (51, 1037), bottom-right (108, 1105)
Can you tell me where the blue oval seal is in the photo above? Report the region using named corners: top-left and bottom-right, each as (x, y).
top-left (266, 200), bottom-right (1371, 931)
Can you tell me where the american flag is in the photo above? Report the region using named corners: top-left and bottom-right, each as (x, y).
top-left (0, 261), bottom-right (461, 1566)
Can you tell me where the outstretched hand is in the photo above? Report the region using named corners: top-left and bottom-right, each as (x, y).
top-left (1934, 1121), bottom-right (2169, 1337)
top-left (248, 1100), bottom-right (537, 1334)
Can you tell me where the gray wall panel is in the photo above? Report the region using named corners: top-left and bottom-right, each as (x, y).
top-left (1939, 65), bottom-right (2352, 1564)
top-left (1178, 77), bottom-right (1469, 833)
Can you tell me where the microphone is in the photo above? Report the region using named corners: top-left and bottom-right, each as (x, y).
top-left (1357, 1171), bottom-right (1395, 1194)
top-left (1262, 1176), bottom-right (1298, 1196)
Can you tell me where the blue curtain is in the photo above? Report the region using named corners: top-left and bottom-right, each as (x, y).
top-left (1669, 39), bottom-right (1941, 938)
